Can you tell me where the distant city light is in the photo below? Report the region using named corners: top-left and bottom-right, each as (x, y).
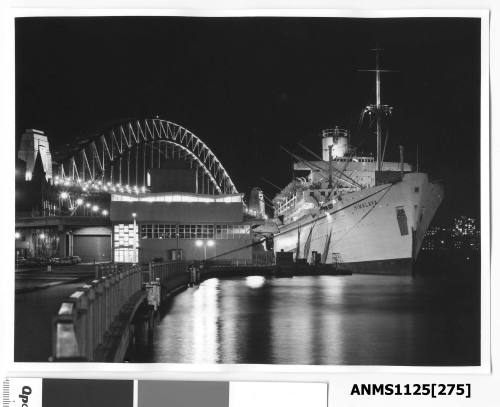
top-left (39, 233), bottom-right (46, 239)
top-left (60, 191), bottom-right (69, 199)
top-left (132, 212), bottom-right (137, 218)
top-left (195, 240), bottom-right (203, 247)
top-left (76, 198), bottom-right (83, 205)
top-left (92, 205), bottom-right (99, 212)
top-left (102, 209), bottom-right (108, 216)
top-left (15, 232), bottom-right (20, 239)
top-left (85, 203), bottom-right (91, 208)
top-left (207, 240), bottom-right (215, 247)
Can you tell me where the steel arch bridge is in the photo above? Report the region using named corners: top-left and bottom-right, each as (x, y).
top-left (55, 118), bottom-right (238, 195)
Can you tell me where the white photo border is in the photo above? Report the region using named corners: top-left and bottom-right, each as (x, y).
top-left (1, 7), bottom-right (491, 378)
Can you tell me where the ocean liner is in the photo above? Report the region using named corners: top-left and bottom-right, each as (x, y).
top-left (271, 51), bottom-right (443, 275)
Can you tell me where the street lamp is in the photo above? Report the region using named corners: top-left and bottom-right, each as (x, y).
top-left (132, 213), bottom-right (137, 263)
top-left (195, 239), bottom-right (215, 260)
top-left (59, 191), bottom-right (69, 214)
top-left (207, 239), bottom-right (216, 258)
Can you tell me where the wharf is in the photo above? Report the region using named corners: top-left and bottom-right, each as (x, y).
top-left (202, 263), bottom-right (352, 279)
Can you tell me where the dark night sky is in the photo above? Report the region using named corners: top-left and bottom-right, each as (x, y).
top-left (15, 17), bottom-right (481, 223)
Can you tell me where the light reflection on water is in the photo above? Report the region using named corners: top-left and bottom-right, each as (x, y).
top-left (245, 275), bottom-right (266, 289)
top-left (147, 274), bottom-right (479, 365)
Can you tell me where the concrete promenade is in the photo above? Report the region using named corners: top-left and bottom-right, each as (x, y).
top-left (15, 265), bottom-right (96, 361)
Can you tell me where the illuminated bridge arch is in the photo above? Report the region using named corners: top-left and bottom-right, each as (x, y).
top-left (57, 118), bottom-right (238, 195)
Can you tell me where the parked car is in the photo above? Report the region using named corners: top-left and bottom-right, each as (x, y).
top-left (60, 257), bottom-right (74, 265)
top-left (16, 257), bottom-right (27, 267)
top-left (70, 255), bottom-right (82, 264)
top-left (49, 257), bottom-right (61, 265)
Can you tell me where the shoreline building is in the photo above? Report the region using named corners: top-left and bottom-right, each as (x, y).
top-left (16, 129), bottom-right (113, 262)
top-left (110, 192), bottom-right (253, 263)
top-left (17, 129), bottom-right (53, 181)
top-left (109, 163), bottom-right (259, 263)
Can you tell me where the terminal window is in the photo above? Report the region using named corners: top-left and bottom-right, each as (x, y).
top-left (139, 224), bottom-right (250, 240)
top-left (113, 223), bottom-right (138, 262)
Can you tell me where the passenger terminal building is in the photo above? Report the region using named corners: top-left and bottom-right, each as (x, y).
top-left (109, 163), bottom-right (264, 264)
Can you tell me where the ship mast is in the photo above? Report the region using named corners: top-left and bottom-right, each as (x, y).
top-left (375, 48), bottom-right (382, 172)
top-left (359, 47), bottom-right (394, 172)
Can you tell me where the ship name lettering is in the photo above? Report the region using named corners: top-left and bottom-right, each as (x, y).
top-left (354, 200), bottom-right (376, 210)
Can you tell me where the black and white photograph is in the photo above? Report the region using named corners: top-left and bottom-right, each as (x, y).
top-left (14, 15), bottom-right (485, 366)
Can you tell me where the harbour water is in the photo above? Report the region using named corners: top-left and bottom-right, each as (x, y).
top-left (136, 269), bottom-right (480, 365)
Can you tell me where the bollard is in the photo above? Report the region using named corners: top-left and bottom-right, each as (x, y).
top-left (146, 279), bottom-right (161, 311)
top-left (102, 277), bottom-right (111, 331)
top-left (53, 300), bottom-right (78, 359)
top-left (69, 290), bottom-right (86, 358)
top-left (77, 285), bottom-right (92, 360)
top-left (90, 280), bottom-right (101, 356)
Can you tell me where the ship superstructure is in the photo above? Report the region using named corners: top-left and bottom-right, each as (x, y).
top-left (271, 50), bottom-right (443, 275)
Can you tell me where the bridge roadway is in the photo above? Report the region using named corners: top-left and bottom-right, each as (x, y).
top-left (16, 215), bottom-right (111, 228)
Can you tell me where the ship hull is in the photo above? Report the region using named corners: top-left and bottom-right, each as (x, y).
top-left (273, 173), bottom-right (443, 275)
top-left (341, 257), bottom-right (413, 275)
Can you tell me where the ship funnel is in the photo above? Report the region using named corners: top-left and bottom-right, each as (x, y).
top-left (248, 187), bottom-right (266, 219)
top-left (321, 127), bottom-right (349, 161)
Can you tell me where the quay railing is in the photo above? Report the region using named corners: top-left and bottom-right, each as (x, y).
top-left (148, 261), bottom-right (190, 293)
top-left (94, 262), bottom-right (120, 278)
top-left (52, 258), bottom-right (279, 361)
top-left (204, 254), bottom-right (275, 268)
top-left (52, 263), bottom-right (143, 361)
